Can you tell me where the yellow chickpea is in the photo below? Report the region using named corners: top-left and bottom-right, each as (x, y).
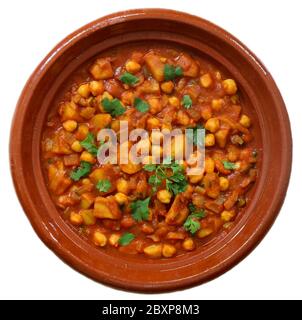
top-left (211, 98), bottom-right (224, 111)
top-left (168, 96), bottom-right (180, 108)
top-left (157, 190), bottom-right (172, 204)
top-left (77, 83), bottom-right (90, 98)
top-left (189, 174), bottom-right (204, 184)
top-left (144, 244), bottom-right (162, 258)
top-left (114, 192), bottom-right (128, 205)
top-left (205, 118), bottom-right (220, 133)
top-left (89, 80), bottom-right (104, 96)
top-left (162, 244), bottom-right (177, 258)
top-left (161, 81), bottom-right (174, 94)
top-left (71, 140), bottom-right (83, 153)
top-left (69, 212), bottom-right (83, 226)
top-left (116, 178), bottom-right (129, 195)
top-left (75, 124), bottom-right (89, 140)
top-left (221, 210), bottom-right (235, 222)
top-left (239, 114), bottom-right (251, 128)
top-left (63, 120), bottom-right (77, 132)
top-left (109, 234), bottom-right (120, 247)
top-left (222, 79), bottom-right (237, 95)
top-left (93, 231), bottom-right (107, 247)
top-left (205, 157), bottom-right (215, 173)
top-left (200, 73), bottom-right (213, 88)
top-left (147, 117), bottom-right (160, 130)
top-left (111, 119), bottom-right (120, 132)
top-left (80, 151), bottom-right (96, 164)
top-left (205, 133), bottom-right (215, 147)
top-left (219, 177), bottom-right (229, 191)
top-left (125, 60), bottom-right (141, 73)
top-left (197, 228), bottom-right (213, 238)
top-left (182, 238), bottom-right (195, 251)
top-left (148, 97), bottom-right (162, 114)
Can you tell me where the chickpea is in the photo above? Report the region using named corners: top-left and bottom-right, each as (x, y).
top-left (109, 234), bottom-right (120, 247)
top-left (161, 81), bottom-right (174, 94)
top-left (69, 212), bottom-right (83, 226)
top-left (144, 244), bottom-right (162, 258)
top-left (182, 238), bottom-right (195, 251)
top-left (200, 73), bottom-right (213, 88)
top-left (221, 210), bottom-right (235, 222)
top-left (222, 79), bottom-right (237, 95)
top-left (176, 110), bottom-right (190, 126)
top-left (75, 124), bottom-right (89, 140)
top-left (205, 133), bottom-right (215, 147)
top-left (102, 91), bottom-right (113, 100)
top-left (116, 178), bottom-right (129, 195)
top-left (111, 119), bottom-right (120, 132)
top-left (162, 244), bottom-right (177, 258)
top-left (80, 151), bottom-right (96, 164)
top-left (125, 60), bottom-right (141, 73)
top-left (147, 117), bottom-right (161, 130)
top-left (189, 174), bottom-right (204, 184)
top-left (239, 114), bottom-right (251, 128)
top-left (205, 118), bottom-right (220, 133)
top-left (63, 120), bottom-right (77, 132)
top-left (93, 231), bottom-right (107, 247)
top-left (168, 96), bottom-right (180, 108)
top-left (205, 157), bottom-right (215, 173)
top-left (157, 190), bottom-right (172, 204)
top-left (211, 98), bottom-right (224, 111)
top-left (219, 177), bottom-right (229, 191)
top-left (197, 228), bottom-right (213, 238)
top-left (114, 192), bottom-right (128, 205)
top-left (89, 80), bottom-right (104, 96)
top-left (70, 140), bottom-right (82, 153)
top-left (77, 83), bottom-right (90, 98)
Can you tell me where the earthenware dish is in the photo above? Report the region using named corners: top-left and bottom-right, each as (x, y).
top-left (10, 9), bottom-right (292, 292)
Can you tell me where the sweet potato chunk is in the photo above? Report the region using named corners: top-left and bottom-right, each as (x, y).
top-left (89, 58), bottom-right (113, 80)
top-left (144, 53), bottom-right (165, 81)
top-left (165, 195), bottom-right (189, 225)
top-left (94, 196), bottom-right (121, 220)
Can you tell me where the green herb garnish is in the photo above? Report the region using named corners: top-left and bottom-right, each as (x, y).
top-left (130, 197), bottom-right (150, 221)
top-left (164, 64), bottom-right (183, 80)
top-left (101, 97), bottom-right (126, 117)
top-left (144, 161), bottom-right (188, 195)
top-left (182, 95), bottom-right (192, 109)
top-left (222, 161), bottom-right (238, 170)
top-left (183, 205), bottom-right (205, 234)
top-left (96, 179), bottom-right (111, 192)
top-left (80, 132), bottom-right (98, 156)
top-left (119, 72), bottom-right (139, 86)
top-left (70, 161), bottom-right (92, 181)
top-left (118, 232), bottom-right (135, 246)
top-left (134, 97), bottom-right (149, 113)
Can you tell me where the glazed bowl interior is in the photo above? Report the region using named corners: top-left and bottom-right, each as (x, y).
top-left (10, 9), bottom-right (291, 292)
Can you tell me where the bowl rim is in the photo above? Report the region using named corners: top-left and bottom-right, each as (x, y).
top-left (10, 8), bottom-right (292, 293)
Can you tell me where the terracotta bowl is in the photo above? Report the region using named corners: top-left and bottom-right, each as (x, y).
top-left (10, 9), bottom-right (292, 292)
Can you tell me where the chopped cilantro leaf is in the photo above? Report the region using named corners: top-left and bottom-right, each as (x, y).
top-left (130, 197), bottom-right (150, 221)
top-left (101, 97), bottom-right (126, 117)
top-left (119, 72), bottom-right (139, 86)
top-left (182, 95), bottom-right (192, 109)
top-left (70, 161), bottom-right (92, 181)
top-left (119, 232), bottom-right (135, 246)
top-left (134, 97), bottom-right (149, 113)
top-left (96, 179), bottom-right (111, 192)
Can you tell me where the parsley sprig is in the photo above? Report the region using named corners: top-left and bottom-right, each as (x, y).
top-left (183, 204), bottom-right (206, 234)
top-left (130, 197), bottom-right (150, 221)
top-left (70, 161), bottom-right (92, 181)
top-left (80, 133), bottom-right (98, 156)
top-left (96, 179), bottom-right (111, 192)
top-left (164, 64), bottom-right (183, 80)
top-left (101, 97), bottom-right (126, 117)
top-left (144, 161), bottom-right (188, 195)
top-left (120, 72), bottom-right (139, 86)
top-left (119, 232), bottom-right (135, 246)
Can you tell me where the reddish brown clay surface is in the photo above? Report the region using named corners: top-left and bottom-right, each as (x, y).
top-left (10, 9), bottom-right (292, 292)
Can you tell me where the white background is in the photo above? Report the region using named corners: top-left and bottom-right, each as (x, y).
top-left (0, 0), bottom-right (301, 300)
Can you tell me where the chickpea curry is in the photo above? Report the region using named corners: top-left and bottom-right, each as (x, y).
top-left (42, 45), bottom-right (259, 259)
